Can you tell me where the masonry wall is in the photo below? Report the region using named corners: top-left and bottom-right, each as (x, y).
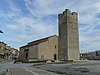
top-left (19, 47), bottom-right (29, 60)
top-left (68, 12), bottom-right (80, 60)
top-left (0, 43), bottom-right (6, 54)
top-left (20, 46), bottom-right (29, 60)
top-left (0, 43), bottom-right (6, 59)
top-left (38, 36), bottom-right (58, 60)
top-left (58, 9), bottom-right (80, 60)
top-left (28, 45), bottom-right (38, 59)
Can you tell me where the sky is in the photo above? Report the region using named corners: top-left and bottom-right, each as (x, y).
top-left (0, 0), bottom-right (100, 53)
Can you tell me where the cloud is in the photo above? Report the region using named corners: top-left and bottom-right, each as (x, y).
top-left (24, 0), bottom-right (76, 17)
top-left (24, 0), bottom-right (100, 53)
top-left (8, 0), bottom-right (21, 12)
top-left (8, 25), bottom-right (18, 30)
top-left (0, 0), bottom-right (100, 52)
top-left (75, 0), bottom-right (100, 52)
top-left (7, 16), bottom-right (57, 48)
top-left (7, 16), bottom-right (56, 34)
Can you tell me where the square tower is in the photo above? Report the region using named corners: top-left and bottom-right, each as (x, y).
top-left (58, 9), bottom-right (80, 60)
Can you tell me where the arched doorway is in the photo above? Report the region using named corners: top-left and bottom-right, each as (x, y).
top-left (26, 52), bottom-right (28, 59)
top-left (54, 54), bottom-right (57, 60)
top-left (25, 49), bottom-right (29, 59)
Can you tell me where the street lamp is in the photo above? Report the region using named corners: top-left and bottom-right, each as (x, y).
top-left (0, 30), bottom-right (3, 33)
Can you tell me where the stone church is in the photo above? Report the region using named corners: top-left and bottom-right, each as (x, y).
top-left (19, 9), bottom-right (80, 61)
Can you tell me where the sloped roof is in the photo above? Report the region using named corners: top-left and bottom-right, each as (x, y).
top-left (20, 35), bottom-right (57, 49)
top-left (0, 41), bottom-right (7, 45)
top-left (28, 35), bottom-right (57, 45)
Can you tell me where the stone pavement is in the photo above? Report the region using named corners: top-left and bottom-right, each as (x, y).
top-left (6, 67), bottom-right (60, 75)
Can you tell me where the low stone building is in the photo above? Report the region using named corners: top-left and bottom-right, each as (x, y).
top-left (19, 35), bottom-right (58, 61)
top-left (4, 46), bottom-right (11, 60)
top-left (8, 47), bottom-right (19, 60)
top-left (0, 42), bottom-right (6, 59)
top-left (0, 42), bottom-right (19, 60)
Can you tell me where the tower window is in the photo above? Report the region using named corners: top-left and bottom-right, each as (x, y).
top-left (55, 45), bottom-right (56, 49)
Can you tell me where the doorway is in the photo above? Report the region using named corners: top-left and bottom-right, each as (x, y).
top-left (54, 54), bottom-right (57, 60)
top-left (26, 52), bottom-right (28, 59)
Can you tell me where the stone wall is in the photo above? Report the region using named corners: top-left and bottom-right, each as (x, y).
top-left (0, 42), bottom-right (6, 59)
top-left (28, 45), bottom-right (38, 59)
top-left (19, 47), bottom-right (29, 60)
top-left (38, 35), bottom-right (58, 60)
top-left (19, 35), bottom-right (58, 61)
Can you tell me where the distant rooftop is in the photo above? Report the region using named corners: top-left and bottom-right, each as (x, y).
top-left (96, 50), bottom-right (100, 52)
top-left (0, 41), bottom-right (7, 45)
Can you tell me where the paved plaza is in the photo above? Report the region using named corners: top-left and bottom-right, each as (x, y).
top-left (0, 60), bottom-right (100, 75)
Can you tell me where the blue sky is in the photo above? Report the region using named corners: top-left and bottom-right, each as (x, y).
top-left (0, 0), bottom-right (100, 52)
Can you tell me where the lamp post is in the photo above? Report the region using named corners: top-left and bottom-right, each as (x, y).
top-left (0, 30), bottom-right (3, 33)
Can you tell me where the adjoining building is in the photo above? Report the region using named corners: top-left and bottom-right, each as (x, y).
top-left (80, 50), bottom-right (100, 60)
top-left (4, 46), bottom-right (19, 60)
top-left (19, 35), bottom-right (58, 61)
top-left (0, 42), bottom-right (19, 60)
top-left (0, 42), bottom-right (6, 59)
top-left (95, 50), bottom-right (100, 60)
top-left (8, 47), bottom-right (19, 60)
top-left (58, 9), bottom-right (80, 60)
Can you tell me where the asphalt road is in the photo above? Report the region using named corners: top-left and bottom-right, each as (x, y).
top-left (1, 60), bottom-right (100, 75)
top-left (0, 60), bottom-right (32, 72)
top-left (0, 60), bottom-right (59, 75)
top-left (8, 67), bottom-right (59, 75)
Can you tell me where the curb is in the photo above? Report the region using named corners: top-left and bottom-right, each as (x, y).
top-left (6, 68), bottom-right (12, 75)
